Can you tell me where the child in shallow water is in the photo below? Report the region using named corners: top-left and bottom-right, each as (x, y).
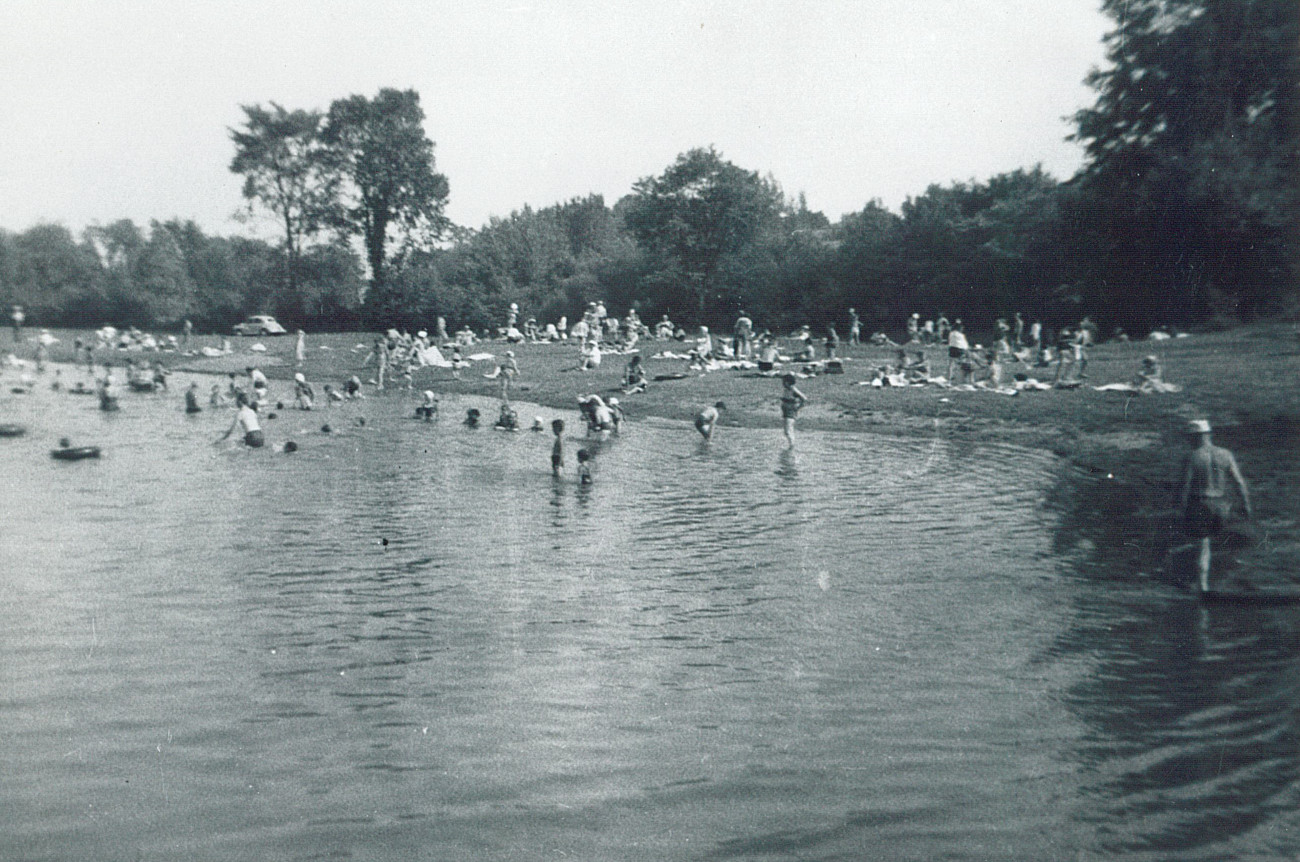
top-left (576, 448), bottom-right (593, 484)
top-left (495, 402), bottom-right (519, 430)
top-left (551, 419), bottom-right (565, 476)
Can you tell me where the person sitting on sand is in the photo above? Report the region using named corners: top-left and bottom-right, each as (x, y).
top-left (1179, 419), bottom-right (1252, 592)
top-left (903, 349), bottom-right (931, 381)
top-left (293, 373), bottom-right (315, 410)
top-left (622, 355), bottom-right (647, 393)
top-left (217, 394), bottom-right (264, 448)
top-left (695, 326), bottom-right (713, 361)
top-left (1135, 355), bottom-right (1164, 389)
top-left (695, 401), bottom-right (726, 441)
top-left (580, 339), bottom-right (602, 371)
top-left (344, 375), bottom-right (364, 399)
top-left (464, 408), bottom-right (481, 427)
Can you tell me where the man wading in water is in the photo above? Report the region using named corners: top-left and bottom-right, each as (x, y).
top-left (1179, 419), bottom-right (1252, 593)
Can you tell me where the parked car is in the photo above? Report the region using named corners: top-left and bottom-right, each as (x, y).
top-left (232, 315), bottom-right (287, 336)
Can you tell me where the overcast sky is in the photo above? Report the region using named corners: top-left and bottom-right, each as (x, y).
top-left (0, 1), bottom-right (1110, 239)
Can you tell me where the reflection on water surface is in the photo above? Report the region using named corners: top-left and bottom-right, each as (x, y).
top-left (1, 373), bottom-right (1296, 861)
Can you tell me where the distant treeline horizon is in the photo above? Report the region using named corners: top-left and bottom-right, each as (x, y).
top-left (2, 0), bottom-right (1295, 338)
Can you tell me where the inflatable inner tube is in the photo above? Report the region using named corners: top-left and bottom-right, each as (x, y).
top-left (0, 423), bottom-right (26, 437)
top-left (51, 446), bottom-right (102, 461)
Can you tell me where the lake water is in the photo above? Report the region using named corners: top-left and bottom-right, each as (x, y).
top-left (2, 367), bottom-right (1297, 861)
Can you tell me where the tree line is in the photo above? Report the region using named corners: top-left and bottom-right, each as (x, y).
top-left (2, 0), bottom-right (1294, 338)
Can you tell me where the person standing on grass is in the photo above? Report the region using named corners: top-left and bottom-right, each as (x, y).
top-left (1179, 419), bottom-right (1252, 593)
top-left (945, 322), bottom-right (970, 383)
top-left (848, 308), bottom-right (861, 346)
top-left (734, 311), bottom-right (754, 360)
top-left (498, 350), bottom-right (519, 402)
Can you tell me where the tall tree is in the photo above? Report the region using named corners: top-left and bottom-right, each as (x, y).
top-left (1071, 0), bottom-right (1299, 324)
top-left (622, 147), bottom-right (782, 319)
top-left (321, 88), bottom-right (450, 299)
top-left (229, 103), bottom-right (336, 298)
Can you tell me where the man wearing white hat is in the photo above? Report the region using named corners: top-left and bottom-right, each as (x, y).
top-left (1179, 419), bottom-right (1252, 592)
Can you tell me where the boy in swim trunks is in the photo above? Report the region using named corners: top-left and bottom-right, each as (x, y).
top-left (1179, 419), bottom-right (1252, 592)
top-left (779, 373), bottom-right (809, 447)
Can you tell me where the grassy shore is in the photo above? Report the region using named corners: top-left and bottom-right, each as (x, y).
top-left (18, 321), bottom-right (1300, 473)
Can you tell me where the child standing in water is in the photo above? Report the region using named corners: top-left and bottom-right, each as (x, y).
top-left (576, 449), bottom-right (593, 484)
top-left (551, 419), bottom-right (565, 476)
top-left (779, 373), bottom-right (809, 447)
top-left (184, 381), bottom-right (203, 414)
top-left (695, 401), bottom-right (726, 441)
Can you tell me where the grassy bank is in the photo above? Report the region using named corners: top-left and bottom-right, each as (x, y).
top-left (16, 321), bottom-right (1300, 469)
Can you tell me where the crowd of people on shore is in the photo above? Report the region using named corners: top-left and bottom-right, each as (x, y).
top-left (2, 299), bottom-right (1255, 588)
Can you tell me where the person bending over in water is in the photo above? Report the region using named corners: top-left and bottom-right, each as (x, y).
top-left (1179, 419), bottom-right (1251, 592)
top-left (695, 401), bottom-right (726, 441)
top-left (415, 390), bottom-right (438, 421)
top-left (779, 373), bottom-right (809, 446)
top-left (218, 394), bottom-right (264, 448)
